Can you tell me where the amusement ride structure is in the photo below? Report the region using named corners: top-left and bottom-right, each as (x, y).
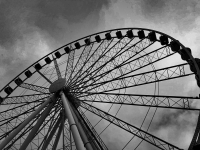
top-left (0, 28), bottom-right (200, 150)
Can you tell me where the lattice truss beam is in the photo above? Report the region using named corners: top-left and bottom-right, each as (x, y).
top-left (0, 97), bottom-right (62, 150)
top-left (68, 38), bottom-right (180, 94)
top-left (75, 92), bottom-right (200, 110)
top-left (67, 43), bottom-right (95, 85)
top-left (65, 46), bottom-right (75, 83)
top-left (20, 83), bottom-right (49, 94)
top-left (53, 55), bottom-right (62, 79)
top-left (63, 120), bottom-right (77, 150)
top-left (72, 62), bottom-right (192, 94)
top-left (79, 101), bottom-right (183, 150)
top-left (2, 94), bottom-right (50, 105)
top-left (68, 36), bottom-right (135, 88)
top-left (0, 99), bottom-right (48, 141)
top-left (67, 38), bottom-right (111, 88)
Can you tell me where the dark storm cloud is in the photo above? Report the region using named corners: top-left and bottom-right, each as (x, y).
top-left (139, 0), bottom-right (200, 32)
top-left (0, 0), bottom-right (110, 88)
top-left (0, 0), bottom-right (110, 48)
top-left (139, 0), bottom-right (166, 18)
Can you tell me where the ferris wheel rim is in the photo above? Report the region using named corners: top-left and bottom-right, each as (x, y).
top-left (0, 27), bottom-right (192, 97)
top-left (0, 27), bottom-right (199, 150)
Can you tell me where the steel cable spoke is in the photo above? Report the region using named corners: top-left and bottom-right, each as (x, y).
top-left (79, 101), bottom-right (183, 150)
top-left (68, 36), bottom-right (134, 87)
top-left (65, 46), bottom-right (75, 82)
top-left (67, 38), bottom-right (114, 87)
top-left (69, 37), bottom-right (149, 89)
top-left (67, 43), bottom-right (94, 85)
top-left (72, 63), bottom-right (192, 94)
top-left (70, 45), bottom-right (173, 94)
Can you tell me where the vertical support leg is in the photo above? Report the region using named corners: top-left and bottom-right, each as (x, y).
top-left (52, 55), bottom-right (62, 79)
top-left (69, 104), bottom-right (93, 150)
top-left (70, 128), bottom-right (72, 150)
top-left (19, 98), bottom-right (54, 150)
top-left (72, 105), bottom-right (103, 150)
top-left (0, 95), bottom-right (53, 150)
top-left (60, 91), bottom-right (85, 150)
top-left (62, 110), bottom-right (65, 150)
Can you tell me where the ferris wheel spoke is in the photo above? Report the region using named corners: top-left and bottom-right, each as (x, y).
top-left (68, 42), bottom-right (99, 86)
top-left (20, 83), bottom-right (49, 94)
top-left (0, 95), bottom-right (50, 122)
top-left (52, 116), bottom-right (64, 150)
top-left (71, 36), bottom-right (152, 87)
top-left (65, 47), bottom-right (75, 83)
top-left (77, 93), bottom-right (199, 110)
top-left (52, 55), bottom-right (62, 79)
top-left (18, 97), bottom-right (56, 150)
top-left (71, 63), bottom-right (191, 94)
top-left (69, 37), bottom-right (145, 88)
top-left (69, 37), bottom-right (134, 87)
top-left (5, 105), bottom-right (60, 150)
top-left (41, 115), bottom-right (62, 150)
top-left (70, 44), bottom-right (171, 92)
top-left (68, 38), bottom-right (114, 87)
top-left (75, 106), bottom-right (109, 150)
top-left (0, 100), bottom-right (46, 135)
top-left (67, 44), bottom-right (94, 85)
top-left (4, 114), bottom-right (41, 149)
top-left (0, 97), bottom-right (45, 117)
top-left (2, 93), bottom-right (50, 105)
top-left (79, 101), bottom-right (183, 150)
top-left (36, 70), bottom-right (52, 84)
top-left (38, 106), bottom-right (62, 150)
top-left (0, 104), bottom-right (42, 128)
top-left (88, 45), bottom-right (169, 86)
top-left (0, 102), bottom-right (54, 147)
top-left (71, 40), bottom-right (108, 84)
top-left (0, 95), bottom-right (54, 149)
top-left (31, 106), bottom-right (62, 150)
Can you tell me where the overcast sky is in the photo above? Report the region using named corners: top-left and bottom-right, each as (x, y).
top-left (0, 0), bottom-right (200, 149)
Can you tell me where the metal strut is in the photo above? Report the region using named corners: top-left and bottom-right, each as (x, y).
top-left (0, 95), bottom-right (54, 150)
top-left (52, 55), bottom-right (62, 79)
top-left (41, 113), bottom-right (62, 150)
top-left (60, 91), bottom-right (86, 150)
top-left (70, 104), bottom-right (93, 150)
top-left (19, 96), bottom-right (55, 150)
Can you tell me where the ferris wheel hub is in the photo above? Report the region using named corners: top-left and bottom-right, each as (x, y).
top-left (49, 78), bottom-right (66, 93)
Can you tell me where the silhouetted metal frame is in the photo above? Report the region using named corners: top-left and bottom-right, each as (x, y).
top-left (74, 92), bottom-right (200, 111)
top-left (79, 101), bottom-right (182, 150)
top-left (0, 28), bottom-right (199, 150)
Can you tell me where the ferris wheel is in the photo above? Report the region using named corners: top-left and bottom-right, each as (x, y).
top-left (0, 28), bottom-right (200, 150)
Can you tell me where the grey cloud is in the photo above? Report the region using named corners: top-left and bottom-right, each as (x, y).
top-left (0, 0), bottom-right (110, 47)
top-left (138, 0), bottom-right (200, 32)
top-left (151, 109), bottom-right (197, 131)
top-left (0, 0), bottom-right (110, 88)
top-left (139, 0), bottom-right (166, 19)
